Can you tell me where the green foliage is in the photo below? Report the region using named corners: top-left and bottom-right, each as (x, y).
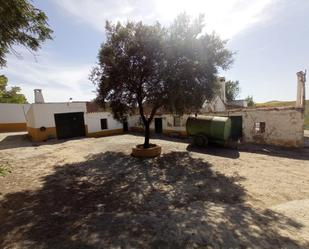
top-left (0, 161), bottom-right (11, 177)
top-left (0, 75), bottom-right (27, 103)
top-left (225, 80), bottom-right (240, 101)
top-left (91, 14), bottom-right (233, 147)
top-left (0, 0), bottom-right (53, 67)
top-left (245, 95), bottom-right (255, 107)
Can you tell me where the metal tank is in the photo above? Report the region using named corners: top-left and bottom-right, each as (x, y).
top-left (186, 116), bottom-right (232, 146)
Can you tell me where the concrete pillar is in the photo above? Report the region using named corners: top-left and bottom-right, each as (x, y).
top-left (296, 71), bottom-right (306, 109)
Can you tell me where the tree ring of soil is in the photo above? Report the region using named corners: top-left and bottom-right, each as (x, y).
top-left (132, 144), bottom-right (162, 158)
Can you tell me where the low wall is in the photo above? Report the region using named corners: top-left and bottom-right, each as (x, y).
top-left (0, 103), bottom-right (30, 132)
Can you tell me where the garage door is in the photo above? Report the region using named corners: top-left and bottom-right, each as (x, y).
top-left (54, 112), bottom-right (86, 139)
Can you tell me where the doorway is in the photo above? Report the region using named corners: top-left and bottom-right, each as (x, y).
top-left (123, 118), bottom-right (128, 132)
top-left (155, 118), bottom-right (163, 134)
top-left (54, 112), bottom-right (85, 139)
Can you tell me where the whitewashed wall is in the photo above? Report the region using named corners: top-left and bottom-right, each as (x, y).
top-left (240, 108), bottom-right (304, 147)
top-left (201, 96), bottom-right (226, 113)
top-left (85, 112), bottom-right (123, 133)
top-left (0, 103), bottom-right (30, 123)
top-left (162, 114), bottom-right (188, 132)
top-left (208, 107), bottom-right (304, 147)
top-left (26, 102), bottom-right (87, 128)
top-left (128, 115), bottom-right (141, 128)
top-left (128, 114), bottom-right (189, 132)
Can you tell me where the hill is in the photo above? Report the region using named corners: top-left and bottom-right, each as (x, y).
top-left (256, 100), bottom-right (309, 130)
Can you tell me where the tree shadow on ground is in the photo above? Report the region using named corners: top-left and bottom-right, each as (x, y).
top-left (0, 133), bottom-right (34, 150)
top-left (239, 144), bottom-right (309, 161)
top-left (186, 144), bottom-right (240, 159)
top-left (0, 133), bottom-right (85, 150)
top-left (0, 151), bottom-right (307, 248)
top-left (129, 132), bottom-right (309, 161)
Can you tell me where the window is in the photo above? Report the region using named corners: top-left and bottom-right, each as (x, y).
top-left (100, 119), bottom-right (108, 130)
top-left (174, 116), bottom-right (181, 127)
top-left (254, 122), bottom-right (265, 133)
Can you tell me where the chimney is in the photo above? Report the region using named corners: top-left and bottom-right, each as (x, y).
top-left (34, 89), bottom-right (45, 103)
top-left (218, 76), bottom-right (226, 103)
top-left (296, 71), bottom-right (306, 108)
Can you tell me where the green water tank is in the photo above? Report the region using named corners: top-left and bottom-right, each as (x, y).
top-left (186, 116), bottom-right (232, 146)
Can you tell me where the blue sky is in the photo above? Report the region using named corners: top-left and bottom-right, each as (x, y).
top-left (1, 0), bottom-right (309, 103)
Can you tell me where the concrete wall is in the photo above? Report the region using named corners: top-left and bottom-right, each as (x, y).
top-left (0, 103), bottom-right (30, 132)
top-left (85, 112), bottom-right (123, 137)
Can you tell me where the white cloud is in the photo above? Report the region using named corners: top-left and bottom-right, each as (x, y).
top-left (55, 0), bottom-right (277, 38)
top-left (2, 51), bottom-right (96, 103)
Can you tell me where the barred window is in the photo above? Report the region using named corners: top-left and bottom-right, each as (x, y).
top-left (254, 122), bottom-right (265, 133)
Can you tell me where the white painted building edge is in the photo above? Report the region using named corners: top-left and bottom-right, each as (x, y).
top-left (26, 102), bottom-right (87, 129)
top-left (25, 103), bottom-right (123, 134)
top-left (85, 112), bottom-right (123, 133)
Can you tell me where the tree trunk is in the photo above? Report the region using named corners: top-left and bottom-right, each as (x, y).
top-left (144, 121), bottom-right (150, 148)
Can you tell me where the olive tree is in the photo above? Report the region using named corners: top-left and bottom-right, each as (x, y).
top-left (91, 14), bottom-right (233, 148)
top-left (225, 80), bottom-right (240, 101)
top-left (0, 0), bottom-right (53, 67)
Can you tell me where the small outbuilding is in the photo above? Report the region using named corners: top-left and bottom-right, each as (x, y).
top-left (25, 90), bottom-right (124, 142)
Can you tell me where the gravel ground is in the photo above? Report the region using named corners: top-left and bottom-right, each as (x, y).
top-left (0, 132), bottom-right (309, 248)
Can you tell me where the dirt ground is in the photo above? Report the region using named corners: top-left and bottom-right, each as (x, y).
top-left (0, 132), bottom-right (309, 249)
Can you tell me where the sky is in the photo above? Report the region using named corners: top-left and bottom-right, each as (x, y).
top-left (1, 0), bottom-right (309, 103)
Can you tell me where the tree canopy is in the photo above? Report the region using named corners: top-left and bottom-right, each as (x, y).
top-left (0, 0), bottom-right (53, 67)
top-left (0, 75), bottom-right (27, 103)
top-left (225, 80), bottom-right (240, 101)
top-left (91, 14), bottom-right (233, 148)
top-left (245, 95), bottom-right (255, 107)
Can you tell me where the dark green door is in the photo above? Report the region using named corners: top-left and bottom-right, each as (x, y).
top-left (54, 112), bottom-right (85, 139)
top-left (229, 116), bottom-right (242, 140)
top-left (123, 118), bottom-right (128, 132)
top-left (155, 118), bottom-right (163, 133)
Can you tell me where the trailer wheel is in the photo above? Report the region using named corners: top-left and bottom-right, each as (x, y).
top-left (193, 135), bottom-right (208, 147)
